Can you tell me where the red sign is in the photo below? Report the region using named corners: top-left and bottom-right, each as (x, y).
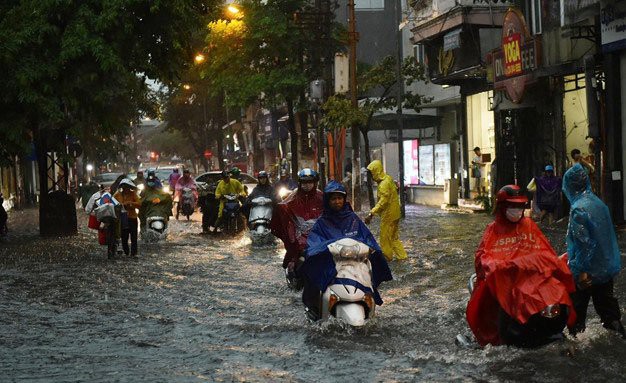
top-left (203, 150), bottom-right (212, 159)
top-left (503, 33), bottom-right (522, 77)
top-left (489, 8), bottom-right (541, 103)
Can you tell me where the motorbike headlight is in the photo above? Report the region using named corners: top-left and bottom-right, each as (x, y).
top-left (163, 185), bottom-right (170, 194)
top-left (278, 187), bottom-right (290, 199)
top-left (540, 304), bottom-right (561, 318)
top-left (338, 245), bottom-right (359, 260)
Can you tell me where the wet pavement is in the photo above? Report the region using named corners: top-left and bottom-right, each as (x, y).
top-left (1, 206), bottom-right (625, 382)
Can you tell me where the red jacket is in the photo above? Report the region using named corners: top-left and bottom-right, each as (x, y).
top-left (271, 188), bottom-right (323, 268)
top-left (466, 211), bottom-right (576, 346)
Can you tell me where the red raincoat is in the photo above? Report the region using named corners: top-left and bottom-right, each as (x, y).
top-left (466, 211), bottom-right (577, 346)
top-left (271, 188), bottom-right (323, 268)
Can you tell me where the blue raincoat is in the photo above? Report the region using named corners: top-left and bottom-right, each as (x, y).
top-left (301, 181), bottom-right (393, 305)
top-left (562, 164), bottom-right (621, 284)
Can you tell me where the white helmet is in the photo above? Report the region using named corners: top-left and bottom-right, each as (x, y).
top-left (119, 178), bottom-right (136, 189)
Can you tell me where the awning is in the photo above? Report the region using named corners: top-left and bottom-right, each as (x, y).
top-left (411, 6), bottom-right (508, 42)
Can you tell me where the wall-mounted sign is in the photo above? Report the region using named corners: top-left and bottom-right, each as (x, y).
top-left (490, 8), bottom-right (541, 103)
top-left (601, 1), bottom-right (626, 53)
top-left (443, 28), bottom-right (462, 51)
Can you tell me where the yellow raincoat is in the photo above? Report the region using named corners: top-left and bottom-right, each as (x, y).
top-left (215, 178), bottom-right (247, 218)
top-left (367, 160), bottom-right (407, 261)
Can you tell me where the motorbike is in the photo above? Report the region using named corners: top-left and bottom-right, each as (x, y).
top-left (140, 193), bottom-right (172, 243)
top-left (464, 272), bottom-right (570, 348)
top-left (248, 196), bottom-right (273, 244)
top-left (180, 187), bottom-right (196, 220)
top-left (314, 238), bottom-right (377, 327)
top-left (143, 216), bottom-right (168, 243)
top-left (222, 194), bottom-right (245, 235)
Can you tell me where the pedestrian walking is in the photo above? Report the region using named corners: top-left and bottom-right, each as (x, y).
top-left (534, 165), bottom-right (562, 224)
top-left (562, 163), bottom-right (625, 338)
top-left (365, 160), bottom-right (407, 261)
top-left (113, 178), bottom-right (141, 257)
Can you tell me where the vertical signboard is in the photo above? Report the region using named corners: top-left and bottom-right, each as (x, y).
top-left (403, 139), bottom-right (420, 185)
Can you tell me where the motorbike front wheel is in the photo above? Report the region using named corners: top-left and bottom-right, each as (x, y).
top-left (498, 306), bottom-right (568, 348)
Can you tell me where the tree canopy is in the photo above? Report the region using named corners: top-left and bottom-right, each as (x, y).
top-left (0, 0), bottom-right (218, 165)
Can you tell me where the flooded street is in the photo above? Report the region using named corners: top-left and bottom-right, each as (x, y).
top-left (1, 206), bottom-right (625, 382)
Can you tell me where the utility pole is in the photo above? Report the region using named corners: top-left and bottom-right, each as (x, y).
top-left (395, 0), bottom-right (406, 217)
top-left (348, 0), bottom-right (361, 210)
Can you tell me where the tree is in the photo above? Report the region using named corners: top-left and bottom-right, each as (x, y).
top-left (1, 1), bottom-right (214, 152)
top-left (0, 0), bottom-right (219, 234)
top-left (321, 55), bottom-right (432, 207)
top-left (161, 80), bottom-right (229, 171)
top-left (199, 0), bottom-right (341, 177)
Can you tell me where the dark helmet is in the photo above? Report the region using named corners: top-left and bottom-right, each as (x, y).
top-left (496, 184), bottom-right (528, 205)
top-left (146, 170), bottom-right (157, 181)
top-left (230, 167), bottom-right (241, 177)
top-left (221, 170), bottom-right (230, 179)
top-left (258, 171), bottom-right (269, 179)
top-left (297, 168), bottom-right (319, 183)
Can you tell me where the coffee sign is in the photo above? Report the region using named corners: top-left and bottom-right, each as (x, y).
top-left (490, 8), bottom-right (541, 103)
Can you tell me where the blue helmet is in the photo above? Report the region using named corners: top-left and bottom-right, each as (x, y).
top-left (258, 171), bottom-right (269, 179)
top-left (297, 168), bottom-right (319, 183)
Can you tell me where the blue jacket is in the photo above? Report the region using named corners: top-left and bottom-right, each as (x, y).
top-left (301, 181), bottom-right (392, 304)
top-left (562, 164), bottom-right (621, 284)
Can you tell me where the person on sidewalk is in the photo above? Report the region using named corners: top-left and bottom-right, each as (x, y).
top-left (562, 163), bottom-right (625, 338)
top-left (364, 160), bottom-right (407, 261)
top-left (113, 178), bottom-right (141, 257)
top-left (471, 147), bottom-right (485, 196)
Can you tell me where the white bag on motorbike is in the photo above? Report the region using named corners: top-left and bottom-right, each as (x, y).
top-left (95, 203), bottom-right (116, 223)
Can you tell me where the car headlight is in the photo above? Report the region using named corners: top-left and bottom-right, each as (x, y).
top-left (163, 185), bottom-right (170, 194)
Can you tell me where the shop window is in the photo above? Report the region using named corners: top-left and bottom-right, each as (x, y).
top-left (355, 0), bottom-right (385, 10)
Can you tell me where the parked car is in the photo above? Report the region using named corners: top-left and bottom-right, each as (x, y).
top-left (92, 172), bottom-right (123, 188)
top-left (195, 171), bottom-right (257, 195)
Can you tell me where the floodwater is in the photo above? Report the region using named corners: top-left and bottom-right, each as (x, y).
top-left (1, 206), bottom-right (625, 382)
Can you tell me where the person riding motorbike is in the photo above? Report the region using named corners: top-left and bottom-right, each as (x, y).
top-left (270, 168), bottom-right (324, 278)
top-left (138, 172), bottom-right (173, 231)
top-left (214, 170), bottom-right (247, 229)
top-left (0, 192), bottom-right (8, 237)
top-left (299, 181), bottom-right (393, 320)
top-left (174, 169), bottom-right (198, 219)
top-left (168, 168), bottom-right (181, 191)
top-left (243, 171), bottom-right (277, 218)
top-left (140, 171), bottom-right (162, 199)
top-left (466, 185), bottom-right (577, 347)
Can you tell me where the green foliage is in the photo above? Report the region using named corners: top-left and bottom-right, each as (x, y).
top-left (320, 95), bottom-right (367, 131)
top-left (200, 0), bottom-right (342, 109)
top-left (149, 130), bottom-right (197, 160)
top-left (359, 55), bottom-right (432, 118)
top-left (0, 0), bottom-right (217, 163)
top-left (319, 55), bottom-right (431, 134)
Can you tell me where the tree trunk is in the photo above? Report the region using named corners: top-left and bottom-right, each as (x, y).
top-left (351, 125), bottom-right (361, 211)
top-left (361, 125), bottom-right (375, 209)
top-left (216, 127), bottom-right (225, 170)
top-left (286, 98), bottom-right (299, 179)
